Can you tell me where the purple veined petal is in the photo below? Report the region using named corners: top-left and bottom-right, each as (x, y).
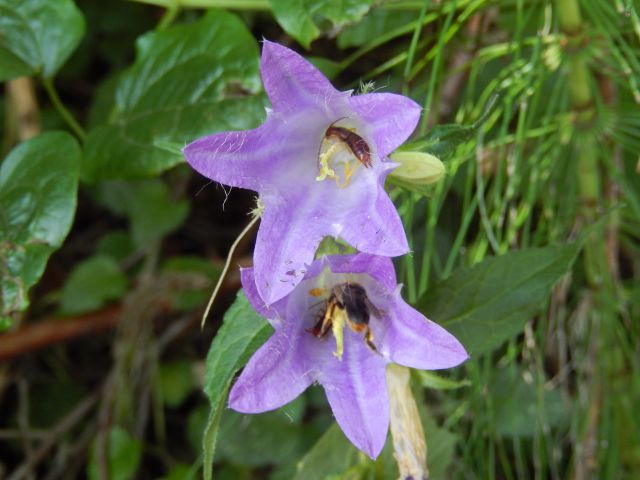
top-left (252, 189), bottom-right (328, 305)
top-left (260, 40), bottom-right (351, 116)
top-left (183, 113), bottom-right (302, 192)
top-left (240, 267), bottom-right (289, 327)
top-left (339, 176), bottom-right (410, 257)
top-left (349, 93), bottom-right (422, 158)
top-left (325, 253), bottom-right (398, 292)
top-left (228, 320), bottom-right (313, 413)
top-left (317, 333), bottom-right (390, 459)
top-left (377, 292), bottom-right (469, 370)
top-left (253, 165), bottom-right (407, 305)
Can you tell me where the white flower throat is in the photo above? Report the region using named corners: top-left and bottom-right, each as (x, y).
top-left (316, 122), bottom-right (372, 188)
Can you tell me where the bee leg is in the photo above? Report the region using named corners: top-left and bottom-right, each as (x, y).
top-left (308, 310), bottom-right (332, 338)
top-left (364, 327), bottom-right (380, 354)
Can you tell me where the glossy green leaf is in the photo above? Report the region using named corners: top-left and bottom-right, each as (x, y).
top-left (0, 132), bottom-right (80, 316)
top-left (87, 426), bottom-right (142, 480)
top-left (202, 290), bottom-right (272, 480)
top-left (59, 255), bottom-right (127, 315)
top-left (418, 244), bottom-right (579, 355)
top-left (82, 10), bottom-right (265, 181)
top-left (0, 0), bottom-right (85, 80)
top-left (267, 0), bottom-right (374, 49)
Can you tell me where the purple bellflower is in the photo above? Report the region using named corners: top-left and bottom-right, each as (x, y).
top-left (229, 253), bottom-right (469, 459)
top-left (183, 41), bottom-right (421, 305)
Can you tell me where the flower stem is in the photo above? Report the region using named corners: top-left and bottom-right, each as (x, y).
top-left (386, 364), bottom-right (428, 479)
top-left (555, 0), bottom-right (582, 33)
top-left (41, 77), bottom-right (86, 142)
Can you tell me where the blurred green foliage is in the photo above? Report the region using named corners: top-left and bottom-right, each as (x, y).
top-left (1, 0), bottom-right (639, 478)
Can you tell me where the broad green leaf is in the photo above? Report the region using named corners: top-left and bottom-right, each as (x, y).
top-left (161, 256), bottom-right (221, 311)
top-left (202, 290), bottom-right (272, 480)
top-left (0, 0), bottom-right (85, 80)
top-left (96, 231), bottom-right (135, 262)
top-left (418, 244), bottom-right (579, 355)
top-left (0, 316), bottom-right (10, 331)
top-left (87, 426), bottom-right (142, 480)
top-left (337, 8), bottom-right (415, 48)
top-left (96, 180), bottom-right (189, 247)
top-left (491, 366), bottom-right (567, 437)
top-left (159, 463), bottom-right (198, 480)
top-left (267, 0), bottom-right (375, 49)
top-left (293, 423), bottom-right (360, 480)
top-left (161, 256), bottom-right (221, 282)
top-left (59, 255), bottom-right (127, 315)
top-left (216, 397), bottom-right (313, 467)
top-left (0, 132), bottom-right (80, 316)
top-left (82, 10), bottom-right (264, 181)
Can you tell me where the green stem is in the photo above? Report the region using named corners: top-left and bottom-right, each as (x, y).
top-left (157, 2), bottom-right (180, 30)
top-left (403, 0), bottom-right (430, 92)
top-left (556, 1), bottom-right (616, 478)
top-left (132, 0), bottom-right (270, 9)
top-left (555, 0), bottom-right (582, 33)
top-left (42, 78), bottom-right (86, 142)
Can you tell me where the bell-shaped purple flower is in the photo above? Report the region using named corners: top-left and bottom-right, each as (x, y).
top-left (229, 253), bottom-right (468, 459)
top-left (183, 41), bottom-right (421, 305)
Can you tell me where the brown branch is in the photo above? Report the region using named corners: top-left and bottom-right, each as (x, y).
top-left (6, 77), bottom-right (41, 142)
top-left (0, 306), bottom-right (121, 362)
top-left (0, 260), bottom-right (250, 362)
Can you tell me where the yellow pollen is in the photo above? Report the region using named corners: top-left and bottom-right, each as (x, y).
top-left (331, 308), bottom-right (348, 360)
top-left (308, 287), bottom-right (326, 297)
top-left (316, 141), bottom-right (361, 188)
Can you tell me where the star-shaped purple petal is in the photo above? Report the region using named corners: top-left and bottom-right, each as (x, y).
top-left (183, 41), bottom-right (421, 305)
top-left (229, 253), bottom-right (469, 459)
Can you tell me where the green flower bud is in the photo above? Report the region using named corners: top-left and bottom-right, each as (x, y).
top-left (389, 151), bottom-right (445, 185)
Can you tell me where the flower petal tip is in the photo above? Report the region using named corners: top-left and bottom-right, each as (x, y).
top-left (363, 439), bottom-right (385, 460)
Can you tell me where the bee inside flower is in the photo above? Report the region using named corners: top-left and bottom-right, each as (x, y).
top-left (229, 253), bottom-right (468, 459)
top-left (183, 41), bottom-right (421, 306)
top-left (308, 281), bottom-right (383, 359)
